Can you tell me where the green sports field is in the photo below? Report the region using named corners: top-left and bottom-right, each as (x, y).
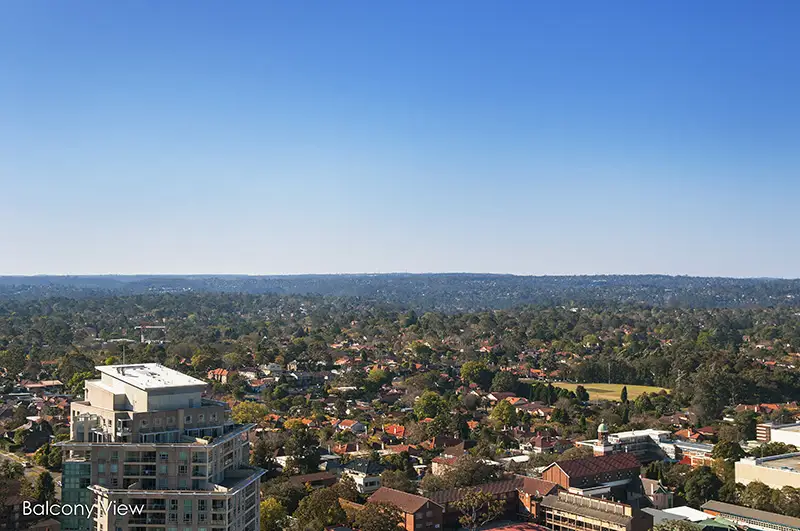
top-left (551, 382), bottom-right (668, 401)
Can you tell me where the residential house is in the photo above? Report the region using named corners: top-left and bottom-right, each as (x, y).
top-left (341, 459), bottom-right (385, 494)
top-left (642, 478), bottom-right (674, 509)
top-left (207, 368), bottom-right (230, 384)
top-left (367, 488), bottom-right (444, 531)
top-left (288, 472), bottom-right (338, 490)
top-left (334, 419), bottom-right (366, 434)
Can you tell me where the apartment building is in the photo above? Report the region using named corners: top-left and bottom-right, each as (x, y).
top-left (59, 364), bottom-right (264, 531)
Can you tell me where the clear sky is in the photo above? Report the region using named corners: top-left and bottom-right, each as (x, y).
top-left (2, 1), bottom-right (799, 277)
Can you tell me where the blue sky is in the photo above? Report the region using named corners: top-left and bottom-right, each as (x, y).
top-left (2, 1), bottom-right (799, 277)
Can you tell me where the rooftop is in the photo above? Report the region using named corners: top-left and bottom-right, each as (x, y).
top-left (548, 452), bottom-right (641, 479)
top-left (745, 452), bottom-right (800, 472)
top-left (97, 363), bottom-right (207, 390)
top-left (702, 500), bottom-right (800, 529)
top-left (368, 487), bottom-right (439, 514)
top-left (540, 494), bottom-right (633, 526)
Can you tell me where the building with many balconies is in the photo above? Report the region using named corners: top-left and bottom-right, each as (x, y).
top-left (58, 363), bottom-right (263, 531)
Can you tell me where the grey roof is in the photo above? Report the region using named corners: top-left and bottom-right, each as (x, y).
top-left (541, 495), bottom-right (634, 526)
top-left (343, 458), bottom-right (385, 475)
top-left (701, 501), bottom-right (800, 530)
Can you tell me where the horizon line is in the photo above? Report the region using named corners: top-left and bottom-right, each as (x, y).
top-left (0, 272), bottom-right (798, 281)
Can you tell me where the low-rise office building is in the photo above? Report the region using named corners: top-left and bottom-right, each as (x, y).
top-left (735, 453), bottom-right (800, 489)
top-left (540, 492), bottom-right (653, 531)
top-left (702, 500), bottom-right (800, 531)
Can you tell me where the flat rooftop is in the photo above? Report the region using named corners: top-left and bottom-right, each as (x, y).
top-left (97, 363), bottom-right (206, 390)
top-left (753, 453), bottom-right (800, 472)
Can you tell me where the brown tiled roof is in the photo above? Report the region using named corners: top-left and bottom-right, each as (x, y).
top-left (520, 477), bottom-right (559, 497)
top-left (368, 487), bottom-right (440, 514)
top-left (549, 453), bottom-right (640, 479)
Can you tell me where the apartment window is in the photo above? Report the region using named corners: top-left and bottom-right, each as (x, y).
top-left (170, 500), bottom-right (178, 511)
top-left (140, 419), bottom-right (148, 428)
top-left (98, 463), bottom-right (105, 474)
top-left (110, 478), bottom-right (118, 487)
top-left (155, 418), bottom-right (162, 427)
top-left (160, 452), bottom-right (169, 461)
top-left (98, 477), bottom-right (106, 486)
top-left (198, 414), bottom-right (205, 422)
top-left (179, 451), bottom-right (188, 461)
top-left (179, 479), bottom-right (188, 489)
top-left (179, 465), bottom-right (188, 474)
top-left (184, 500), bottom-right (192, 511)
top-left (167, 416), bottom-right (175, 425)
top-left (169, 513), bottom-right (177, 523)
top-left (110, 463), bottom-right (118, 473)
top-left (210, 413), bottom-right (217, 421)
top-left (111, 451), bottom-right (118, 461)
top-left (198, 500), bottom-right (207, 511)
top-left (185, 415), bottom-right (192, 423)
top-left (160, 465), bottom-right (168, 474)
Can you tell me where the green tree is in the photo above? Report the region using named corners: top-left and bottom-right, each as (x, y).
top-left (620, 386), bottom-right (628, 403)
top-left (285, 425), bottom-right (321, 474)
top-left (67, 371), bottom-right (95, 396)
top-left (575, 385), bottom-right (590, 402)
top-left (684, 466), bottom-right (722, 508)
top-left (380, 470), bottom-right (415, 493)
top-left (414, 391), bottom-right (447, 419)
top-left (452, 489), bottom-right (505, 531)
top-left (33, 471), bottom-right (56, 503)
top-left (291, 487), bottom-right (347, 531)
top-left (712, 441), bottom-right (745, 462)
top-left (33, 443), bottom-right (51, 467)
top-left (460, 361), bottom-right (492, 389)
top-left (231, 402), bottom-right (268, 424)
top-left (734, 411), bottom-right (758, 441)
top-left (490, 400), bottom-right (517, 427)
top-left (260, 497), bottom-right (287, 531)
top-left (654, 522), bottom-right (700, 531)
top-left (47, 446), bottom-right (62, 470)
top-left (335, 473), bottom-right (360, 503)
top-left (490, 371), bottom-right (518, 393)
top-left (353, 502), bottom-right (404, 531)
top-left (740, 481), bottom-right (776, 512)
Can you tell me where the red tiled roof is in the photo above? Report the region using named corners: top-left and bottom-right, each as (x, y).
top-left (548, 453), bottom-right (641, 479)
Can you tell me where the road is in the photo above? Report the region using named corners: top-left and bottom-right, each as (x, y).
top-left (0, 449), bottom-right (62, 498)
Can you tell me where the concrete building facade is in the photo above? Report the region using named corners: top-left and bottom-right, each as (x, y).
top-left (735, 453), bottom-right (800, 489)
top-left (59, 364), bottom-right (263, 531)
